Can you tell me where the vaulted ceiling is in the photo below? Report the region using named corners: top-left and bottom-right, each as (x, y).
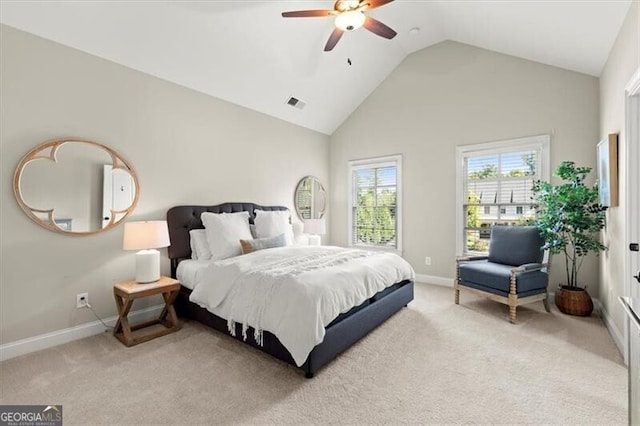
top-left (0, 1), bottom-right (631, 135)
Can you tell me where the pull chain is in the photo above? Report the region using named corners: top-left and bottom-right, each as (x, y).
top-left (347, 31), bottom-right (353, 66)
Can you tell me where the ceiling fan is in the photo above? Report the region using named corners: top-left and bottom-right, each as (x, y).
top-left (282, 0), bottom-right (397, 52)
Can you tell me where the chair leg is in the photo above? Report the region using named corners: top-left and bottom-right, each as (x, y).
top-left (508, 273), bottom-right (517, 323)
top-left (542, 294), bottom-right (551, 312)
top-left (454, 264), bottom-right (460, 305)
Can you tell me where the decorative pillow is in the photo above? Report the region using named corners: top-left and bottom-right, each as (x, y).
top-left (240, 233), bottom-right (287, 254)
top-left (201, 211), bottom-right (253, 261)
top-left (189, 229), bottom-right (212, 261)
top-left (254, 210), bottom-right (294, 246)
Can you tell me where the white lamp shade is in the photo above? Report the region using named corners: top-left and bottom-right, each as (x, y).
top-left (304, 218), bottom-right (326, 235)
top-left (123, 221), bottom-right (170, 250)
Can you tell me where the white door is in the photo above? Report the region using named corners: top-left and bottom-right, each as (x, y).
top-left (102, 165), bottom-right (134, 228)
top-left (625, 68), bottom-right (640, 425)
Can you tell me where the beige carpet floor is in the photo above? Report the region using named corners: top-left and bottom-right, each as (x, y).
top-left (0, 283), bottom-right (627, 425)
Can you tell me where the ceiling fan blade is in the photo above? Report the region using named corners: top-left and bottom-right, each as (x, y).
top-left (324, 28), bottom-right (344, 51)
top-left (363, 16), bottom-right (397, 39)
top-left (282, 10), bottom-right (335, 18)
top-left (361, 0), bottom-right (394, 10)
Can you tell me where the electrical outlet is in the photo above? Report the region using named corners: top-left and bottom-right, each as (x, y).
top-left (424, 256), bottom-right (432, 266)
top-left (76, 293), bottom-right (89, 309)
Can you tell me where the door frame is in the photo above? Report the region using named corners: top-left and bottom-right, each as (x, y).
top-left (624, 67), bottom-right (640, 364)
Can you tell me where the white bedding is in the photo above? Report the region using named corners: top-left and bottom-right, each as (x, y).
top-left (189, 245), bottom-right (415, 366)
top-left (176, 259), bottom-right (213, 290)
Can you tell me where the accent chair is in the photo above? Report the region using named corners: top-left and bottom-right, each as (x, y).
top-left (455, 225), bottom-right (550, 323)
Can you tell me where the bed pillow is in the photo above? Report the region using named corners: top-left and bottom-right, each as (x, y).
top-left (201, 211), bottom-right (253, 261)
top-left (254, 210), bottom-right (295, 246)
top-left (189, 229), bottom-right (212, 261)
top-left (189, 231), bottom-right (198, 260)
top-left (240, 233), bottom-right (287, 255)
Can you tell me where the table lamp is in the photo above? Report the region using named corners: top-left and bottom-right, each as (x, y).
top-left (123, 221), bottom-right (170, 283)
top-left (303, 218), bottom-right (326, 246)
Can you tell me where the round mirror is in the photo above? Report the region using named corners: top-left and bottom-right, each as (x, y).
top-left (13, 138), bottom-right (139, 235)
top-left (294, 176), bottom-right (326, 220)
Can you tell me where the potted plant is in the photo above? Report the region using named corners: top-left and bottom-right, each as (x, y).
top-left (532, 161), bottom-right (608, 316)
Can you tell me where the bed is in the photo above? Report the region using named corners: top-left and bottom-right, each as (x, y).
top-left (167, 202), bottom-right (414, 378)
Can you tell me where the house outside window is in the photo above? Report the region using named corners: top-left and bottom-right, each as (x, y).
top-left (456, 135), bottom-right (550, 254)
top-left (348, 155), bottom-right (402, 253)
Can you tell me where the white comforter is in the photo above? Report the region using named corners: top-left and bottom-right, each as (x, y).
top-left (189, 245), bottom-right (415, 366)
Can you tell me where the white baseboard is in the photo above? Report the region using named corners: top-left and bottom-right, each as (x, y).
top-left (593, 298), bottom-right (625, 358)
top-left (414, 274), bottom-right (454, 287)
top-left (0, 305), bottom-right (164, 362)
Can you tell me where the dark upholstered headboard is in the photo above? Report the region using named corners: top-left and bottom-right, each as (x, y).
top-left (166, 202), bottom-right (289, 277)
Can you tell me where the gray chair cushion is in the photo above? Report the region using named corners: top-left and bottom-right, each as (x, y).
top-left (488, 226), bottom-right (544, 266)
top-left (458, 260), bottom-right (548, 296)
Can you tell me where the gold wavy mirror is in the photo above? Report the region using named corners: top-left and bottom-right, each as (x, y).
top-left (13, 138), bottom-right (140, 235)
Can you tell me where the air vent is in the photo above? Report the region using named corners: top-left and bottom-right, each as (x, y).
top-left (286, 96), bottom-right (306, 110)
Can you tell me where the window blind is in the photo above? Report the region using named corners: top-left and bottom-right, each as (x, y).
top-left (350, 161), bottom-right (398, 248)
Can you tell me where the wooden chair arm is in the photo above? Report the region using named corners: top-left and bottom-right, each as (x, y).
top-left (456, 255), bottom-right (489, 264)
top-left (510, 263), bottom-right (548, 274)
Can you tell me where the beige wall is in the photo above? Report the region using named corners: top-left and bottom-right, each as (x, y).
top-left (0, 25), bottom-right (329, 344)
top-left (330, 41), bottom-right (600, 291)
top-left (599, 2), bottom-right (640, 337)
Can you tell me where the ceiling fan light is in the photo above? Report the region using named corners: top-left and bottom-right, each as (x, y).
top-left (335, 11), bottom-right (365, 31)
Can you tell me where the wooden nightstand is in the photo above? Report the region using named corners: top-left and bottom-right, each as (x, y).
top-left (113, 276), bottom-right (181, 347)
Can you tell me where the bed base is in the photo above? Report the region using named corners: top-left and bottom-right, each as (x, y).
top-left (166, 202), bottom-right (414, 378)
top-left (175, 280), bottom-right (414, 378)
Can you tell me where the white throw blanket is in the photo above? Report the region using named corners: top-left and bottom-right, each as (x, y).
top-left (189, 245), bottom-right (415, 366)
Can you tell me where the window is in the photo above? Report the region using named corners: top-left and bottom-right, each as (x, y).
top-left (456, 135), bottom-right (550, 254)
top-left (295, 179), bottom-right (313, 220)
top-left (348, 155), bottom-right (402, 252)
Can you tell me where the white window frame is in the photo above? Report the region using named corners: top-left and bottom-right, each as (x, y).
top-left (455, 134), bottom-right (550, 256)
top-left (347, 154), bottom-right (403, 255)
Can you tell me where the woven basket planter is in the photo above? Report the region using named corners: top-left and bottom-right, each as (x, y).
top-left (555, 286), bottom-right (593, 317)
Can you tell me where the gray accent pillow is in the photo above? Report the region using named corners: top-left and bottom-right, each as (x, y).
top-left (488, 226), bottom-right (544, 266)
top-left (240, 233), bottom-right (287, 255)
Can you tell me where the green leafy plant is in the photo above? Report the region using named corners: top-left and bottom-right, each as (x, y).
top-left (532, 161), bottom-right (607, 289)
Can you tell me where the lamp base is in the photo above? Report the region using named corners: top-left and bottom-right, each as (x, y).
top-left (135, 249), bottom-right (160, 283)
top-left (308, 235), bottom-right (321, 246)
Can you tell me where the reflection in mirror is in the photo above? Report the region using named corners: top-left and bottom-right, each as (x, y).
top-left (102, 165), bottom-right (136, 229)
top-left (294, 176), bottom-right (326, 220)
top-left (13, 138), bottom-right (139, 235)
